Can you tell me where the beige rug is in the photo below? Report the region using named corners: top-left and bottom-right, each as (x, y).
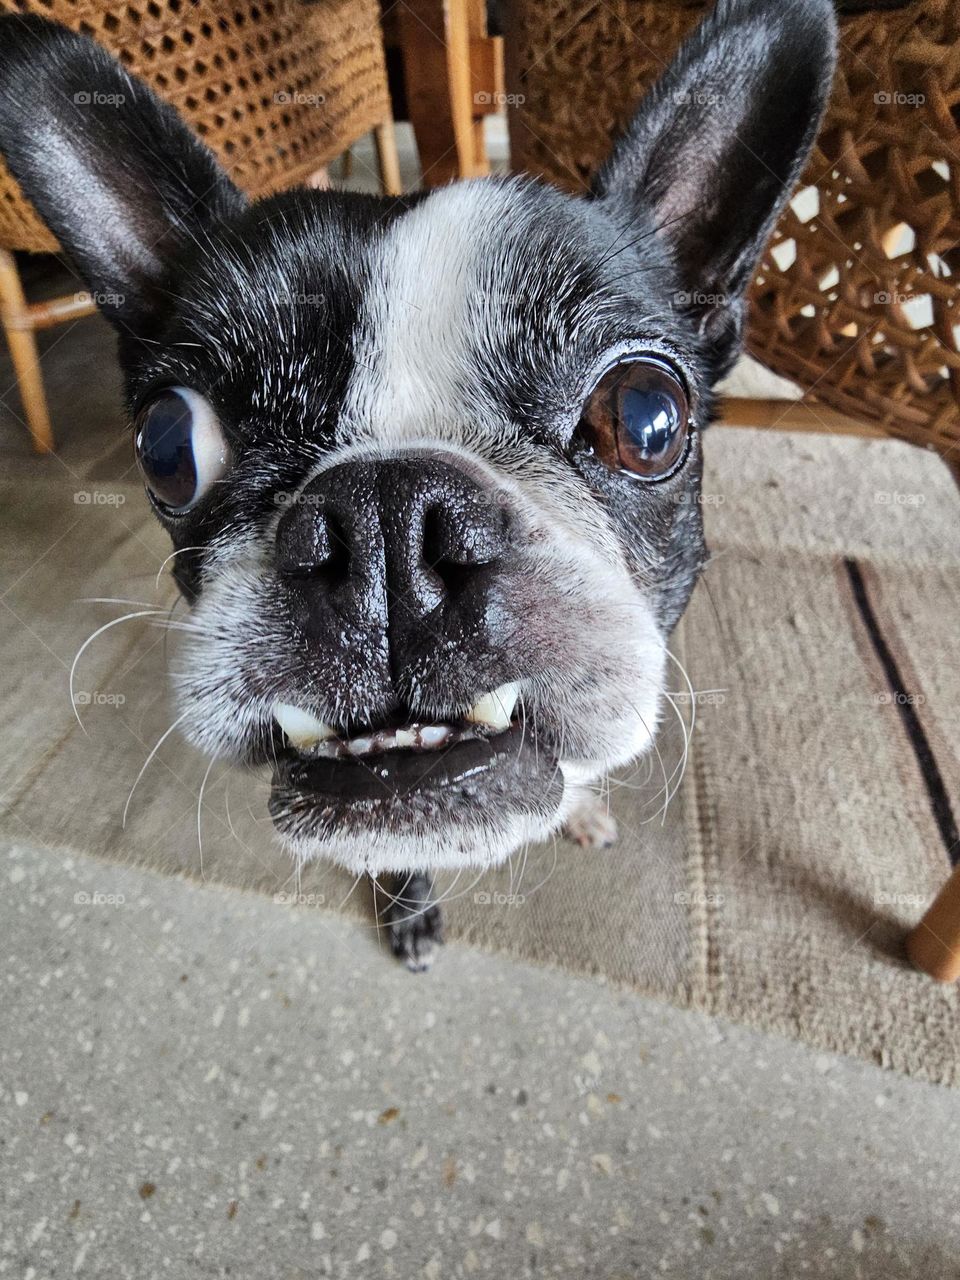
top-left (2, 425), bottom-right (959, 1085)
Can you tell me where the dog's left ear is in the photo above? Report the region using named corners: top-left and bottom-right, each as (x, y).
top-left (0, 15), bottom-right (246, 335)
top-left (594, 0), bottom-right (836, 366)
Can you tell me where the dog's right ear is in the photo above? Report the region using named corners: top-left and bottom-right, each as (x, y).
top-left (593, 0), bottom-right (835, 373)
top-left (0, 15), bottom-right (246, 334)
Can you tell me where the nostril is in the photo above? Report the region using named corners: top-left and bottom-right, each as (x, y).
top-left (419, 498), bottom-right (513, 606)
top-left (423, 501), bottom-right (507, 567)
top-left (323, 518), bottom-right (351, 583)
top-left (276, 505), bottom-right (350, 583)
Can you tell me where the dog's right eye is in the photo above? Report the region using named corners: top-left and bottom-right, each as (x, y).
top-left (134, 388), bottom-right (231, 513)
top-left (578, 356), bottom-right (690, 481)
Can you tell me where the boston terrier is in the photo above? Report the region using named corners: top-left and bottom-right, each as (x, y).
top-left (0, 0), bottom-right (835, 966)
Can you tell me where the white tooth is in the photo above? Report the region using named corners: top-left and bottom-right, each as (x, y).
top-left (348, 736), bottom-right (374, 756)
top-left (273, 701), bottom-right (336, 749)
top-left (394, 729), bottom-right (417, 749)
top-left (466, 682), bottom-right (520, 731)
top-left (420, 725), bottom-right (451, 747)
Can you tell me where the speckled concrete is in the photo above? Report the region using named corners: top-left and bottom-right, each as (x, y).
top-left (3, 836), bottom-right (960, 1279)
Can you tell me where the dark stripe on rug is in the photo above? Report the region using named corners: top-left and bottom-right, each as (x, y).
top-left (844, 557), bottom-right (960, 865)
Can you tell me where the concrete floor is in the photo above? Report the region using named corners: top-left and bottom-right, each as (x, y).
top-left (2, 122), bottom-right (960, 1279)
top-left (4, 836), bottom-right (960, 1280)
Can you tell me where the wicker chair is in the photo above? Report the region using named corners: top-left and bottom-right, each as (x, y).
top-left (0, 0), bottom-right (399, 451)
top-left (506, 0), bottom-right (960, 478)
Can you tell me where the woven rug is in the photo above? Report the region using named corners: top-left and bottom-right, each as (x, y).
top-left (2, 423), bottom-right (959, 1084)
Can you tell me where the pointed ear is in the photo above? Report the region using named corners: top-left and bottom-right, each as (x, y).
top-left (0, 15), bottom-right (246, 334)
top-left (593, 0), bottom-right (836, 361)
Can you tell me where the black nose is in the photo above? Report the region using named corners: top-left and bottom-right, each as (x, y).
top-left (275, 457), bottom-right (514, 693)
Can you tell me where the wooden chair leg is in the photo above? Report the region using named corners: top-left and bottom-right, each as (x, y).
top-left (941, 448), bottom-right (960, 492)
top-left (906, 445), bottom-right (960, 980)
top-left (907, 864), bottom-right (960, 982)
top-left (721, 388), bottom-right (960, 981)
top-left (0, 247), bottom-right (54, 453)
top-left (373, 119), bottom-right (402, 196)
top-left (305, 165), bottom-right (331, 190)
top-left (396, 0), bottom-right (489, 187)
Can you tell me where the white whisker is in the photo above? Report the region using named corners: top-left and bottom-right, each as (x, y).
top-left (122, 707), bottom-right (192, 828)
top-left (196, 754), bottom-right (218, 881)
top-left (155, 546), bottom-right (205, 591)
top-left (70, 610), bottom-right (165, 731)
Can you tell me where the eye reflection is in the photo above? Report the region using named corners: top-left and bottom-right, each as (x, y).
top-left (579, 357), bottom-right (690, 480)
top-left (135, 387), bottom-right (231, 512)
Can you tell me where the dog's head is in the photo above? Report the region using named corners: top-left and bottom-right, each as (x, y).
top-left (0, 1), bottom-right (834, 874)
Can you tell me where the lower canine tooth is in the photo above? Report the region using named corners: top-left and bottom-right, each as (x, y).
top-left (466, 681), bottom-right (520, 731)
top-left (273, 701), bottom-right (336, 749)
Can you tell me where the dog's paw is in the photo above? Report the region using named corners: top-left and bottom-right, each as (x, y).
top-left (388, 901), bottom-right (443, 973)
top-left (380, 872), bottom-right (444, 973)
top-left (563, 795), bottom-right (618, 849)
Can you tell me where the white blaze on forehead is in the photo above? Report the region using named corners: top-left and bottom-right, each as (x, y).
top-left (341, 180), bottom-right (521, 444)
top-left (330, 177), bottom-right (625, 564)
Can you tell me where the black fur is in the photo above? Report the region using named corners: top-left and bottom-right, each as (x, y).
top-left (377, 872), bottom-right (444, 972)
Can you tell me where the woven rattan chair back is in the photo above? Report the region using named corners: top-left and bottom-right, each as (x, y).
top-left (507, 0), bottom-right (960, 464)
top-left (0, 0), bottom-right (392, 253)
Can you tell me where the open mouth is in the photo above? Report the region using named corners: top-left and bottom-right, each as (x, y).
top-left (271, 681), bottom-right (522, 762)
top-left (267, 682), bottom-right (565, 848)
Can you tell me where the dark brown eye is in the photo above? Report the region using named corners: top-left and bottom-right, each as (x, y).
top-left (579, 357), bottom-right (690, 480)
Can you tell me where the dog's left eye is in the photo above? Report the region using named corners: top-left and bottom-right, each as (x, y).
top-left (579, 357), bottom-right (690, 480)
top-left (134, 388), bottom-right (231, 512)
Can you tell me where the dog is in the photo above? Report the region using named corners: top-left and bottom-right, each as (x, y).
top-left (0, 0), bottom-right (835, 968)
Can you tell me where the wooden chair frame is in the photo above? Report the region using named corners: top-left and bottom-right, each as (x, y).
top-left (394, 0), bottom-right (503, 187)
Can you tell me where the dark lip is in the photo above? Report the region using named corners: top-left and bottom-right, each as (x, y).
top-left (268, 722), bottom-right (563, 839)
